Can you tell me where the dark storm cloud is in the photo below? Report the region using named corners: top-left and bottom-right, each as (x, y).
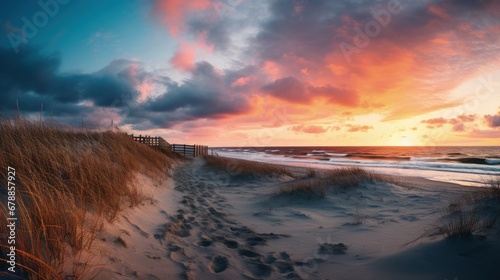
top-left (0, 46), bottom-right (139, 116)
top-left (0, 46), bottom-right (251, 129)
top-left (126, 61), bottom-right (251, 128)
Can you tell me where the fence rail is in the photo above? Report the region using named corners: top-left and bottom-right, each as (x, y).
top-left (130, 134), bottom-right (170, 147)
top-left (129, 134), bottom-right (216, 158)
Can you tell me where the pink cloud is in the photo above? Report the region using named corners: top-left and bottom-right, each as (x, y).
top-left (169, 43), bottom-right (196, 71)
top-left (290, 124), bottom-right (327, 134)
top-left (484, 112), bottom-right (500, 128)
top-left (151, 0), bottom-right (212, 36)
top-left (422, 115), bottom-right (479, 131)
top-left (457, 114), bottom-right (477, 122)
top-left (421, 117), bottom-right (448, 126)
top-left (452, 123), bottom-right (465, 132)
top-left (346, 124), bottom-right (373, 132)
top-left (261, 76), bottom-right (358, 106)
top-left (231, 76), bottom-right (251, 87)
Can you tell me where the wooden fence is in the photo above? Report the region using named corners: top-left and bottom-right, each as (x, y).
top-left (129, 134), bottom-right (216, 158)
top-left (130, 134), bottom-right (170, 147)
top-left (170, 144), bottom-right (210, 158)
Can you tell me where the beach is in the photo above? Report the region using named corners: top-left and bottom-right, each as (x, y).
top-left (85, 156), bottom-right (500, 280)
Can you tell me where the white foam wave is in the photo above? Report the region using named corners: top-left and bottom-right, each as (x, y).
top-left (325, 153), bottom-right (348, 157)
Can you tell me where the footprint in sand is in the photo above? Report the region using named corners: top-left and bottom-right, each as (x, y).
top-left (248, 258), bottom-right (273, 277)
top-left (238, 248), bottom-right (261, 258)
top-left (246, 236), bottom-right (266, 246)
top-left (210, 255), bottom-right (229, 273)
top-left (223, 239), bottom-right (239, 249)
top-left (197, 239), bottom-right (213, 247)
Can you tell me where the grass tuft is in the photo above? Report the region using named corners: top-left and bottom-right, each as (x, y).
top-left (407, 175), bottom-right (500, 246)
top-left (274, 167), bottom-right (408, 198)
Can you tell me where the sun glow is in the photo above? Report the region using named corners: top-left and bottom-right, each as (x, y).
top-left (399, 137), bottom-right (413, 146)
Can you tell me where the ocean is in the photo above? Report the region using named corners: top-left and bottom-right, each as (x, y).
top-left (214, 146), bottom-right (500, 187)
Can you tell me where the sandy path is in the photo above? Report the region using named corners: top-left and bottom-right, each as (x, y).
top-left (155, 158), bottom-right (301, 280)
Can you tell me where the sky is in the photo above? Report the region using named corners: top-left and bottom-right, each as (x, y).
top-left (1, 0), bottom-right (500, 146)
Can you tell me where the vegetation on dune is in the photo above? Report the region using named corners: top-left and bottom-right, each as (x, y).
top-left (407, 176), bottom-right (500, 245)
top-left (203, 155), bottom-right (293, 178)
top-left (0, 117), bottom-right (175, 279)
top-left (274, 167), bottom-right (409, 198)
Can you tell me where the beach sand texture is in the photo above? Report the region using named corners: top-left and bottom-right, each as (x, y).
top-left (87, 157), bottom-right (500, 280)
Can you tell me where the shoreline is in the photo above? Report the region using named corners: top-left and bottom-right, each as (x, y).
top-left (253, 158), bottom-right (480, 192)
top-left (215, 146), bottom-right (500, 188)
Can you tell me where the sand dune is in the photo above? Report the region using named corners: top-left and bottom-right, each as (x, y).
top-left (88, 157), bottom-right (500, 280)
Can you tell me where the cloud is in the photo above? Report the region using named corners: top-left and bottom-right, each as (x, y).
top-left (452, 123), bottom-right (465, 132)
top-left (261, 76), bottom-right (358, 106)
top-left (126, 61), bottom-right (252, 128)
top-left (261, 76), bottom-right (308, 103)
top-left (252, 0), bottom-right (500, 119)
top-left (484, 112), bottom-right (500, 128)
top-left (0, 46), bottom-right (251, 129)
top-left (150, 0), bottom-right (500, 124)
top-left (421, 117), bottom-right (448, 127)
top-left (150, 0), bottom-right (212, 36)
top-left (421, 114), bottom-right (480, 131)
top-left (0, 46), bottom-right (137, 120)
top-left (346, 124), bottom-right (373, 132)
top-left (457, 114), bottom-right (477, 123)
top-left (290, 124), bottom-right (327, 134)
top-left (169, 43), bottom-right (196, 71)
top-left (187, 9), bottom-right (231, 51)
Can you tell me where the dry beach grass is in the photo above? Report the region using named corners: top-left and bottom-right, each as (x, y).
top-left (274, 167), bottom-right (411, 198)
top-left (407, 176), bottom-right (500, 245)
top-left (0, 117), bottom-right (175, 279)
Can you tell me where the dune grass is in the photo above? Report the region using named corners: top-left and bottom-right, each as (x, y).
top-left (274, 167), bottom-right (408, 198)
top-left (438, 177), bottom-right (500, 238)
top-left (407, 175), bottom-right (500, 245)
top-left (0, 117), bottom-right (175, 279)
top-left (203, 156), bottom-right (293, 178)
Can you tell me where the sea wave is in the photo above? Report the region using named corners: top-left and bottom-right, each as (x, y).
top-left (445, 157), bottom-right (500, 165)
top-left (485, 159), bottom-right (500, 165)
top-left (325, 153), bottom-right (349, 157)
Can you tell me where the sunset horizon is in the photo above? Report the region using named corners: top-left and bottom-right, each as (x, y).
top-left (2, 1), bottom-right (500, 279)
top-left (1, 0), bottom-right (499, 147)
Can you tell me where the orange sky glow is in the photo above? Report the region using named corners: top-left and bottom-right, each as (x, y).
top-left (3, 1), bottom-right (499, 147)
top-left (135, 0), bottom-right (500, 146)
